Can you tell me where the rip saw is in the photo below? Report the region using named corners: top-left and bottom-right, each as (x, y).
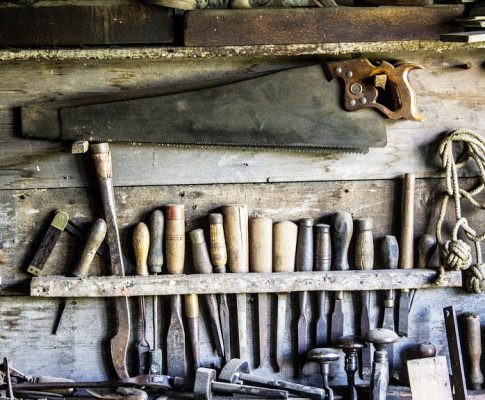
top-left (21, 62), bottom-right (398, 152)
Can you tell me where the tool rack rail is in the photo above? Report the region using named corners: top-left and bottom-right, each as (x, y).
top-left (30, 269), bottom-right (461, 297)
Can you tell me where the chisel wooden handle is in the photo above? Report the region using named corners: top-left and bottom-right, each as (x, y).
top-left (190, 229), bottom-right (213, 274)
top-left (355, 218), bottom-right (374, 271)
top-left (223, 205), bottom-right (249, 273)
top-left (72, 218), bottom-right (107, 278)
top-left (400, 173), bottom-right (415, 270)
top-left (333, 212), bottom-right (353, 272)
top-left (209, 213), bottom-right (227, 273)
top-left (465, 312), bottom-right (484, 390)
top-left (417, 234), bottom-right (436, 269)
top-left (315, 224), bottom-right (332, 272)
top-left (249, 217), bottom-right (273, 273)
top-left (296, 218), bottom-right (314, 272)
top-left (166, 204), bottom-right (185, 275)
top-left (273, 221), bottom-right (298, 272)
top-left (133, 222), bottom-right (150, 277)
top-left (148, 210), bottom-right (164, 274)
top-left (382, 235), bottom-right (399, 306)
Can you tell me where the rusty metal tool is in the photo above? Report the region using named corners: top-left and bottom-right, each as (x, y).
top-left (465, 313), bottom-right (484, 390)
top-left (133, 222), bottom-right (151, 375)
top-left (208, 213), bottom-right (231, 364)
top-left (27, 210), bottom-right (69, 276)
top-left (398, 173), bottom-right (415, 337)
top-left (354, 217), bottom-right (374, 380)
top-left (307, 349), bottom-right (340, 400)
top-left (336, 335), bottom-right (365, 400)
top-left (249, 217), bottom-right (273, 368)
top-left (90, 142), bottom-right (130, 380)
top-left (315, 224), bottom-right (331, 347)
top-left (219, 358), bottom-right (326, 400)
top-left (194, 368), bottom-right (288, 400)
top-left (223, 205), bottom-right (249, 361)
top-left (273, 220), bottom-right (298, 371)
top-left (380, 235), bottom-right (399, 370)
top-left (296, 218), bottom-right (314, 376)
top-left (330, 212), bottom-right (353, 345)
top-left (185, 293), bottom-right (201, 373)
top-left (189, 229), bottom-right (224, 359)
top-left (147, 209), bottom-right (163, 375)
top-left (165, 204), bottom-right (187, 378)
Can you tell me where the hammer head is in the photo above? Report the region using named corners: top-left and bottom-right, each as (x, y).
top-left (194, 368), bottom-right (216, 400)
top-left (218, 359), bottom-right (250, 383)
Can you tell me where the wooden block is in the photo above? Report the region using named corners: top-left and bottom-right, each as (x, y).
top-left (184, 5), bottom-right (465, 46)
top-left (441, 31), bottom-right (485, 43)
top-left (407, 357), bottom-right (453, 400)
top-left (0, 0), bottom-right (173, 47)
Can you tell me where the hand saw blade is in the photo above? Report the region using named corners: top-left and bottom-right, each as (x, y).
top-left (22, 65), bottom-right (386, 152)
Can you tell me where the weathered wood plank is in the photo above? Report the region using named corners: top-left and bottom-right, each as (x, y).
top-left (441, 31), bottom-right (485, 43)
top-left (184, 6), bottom-right (465, 47)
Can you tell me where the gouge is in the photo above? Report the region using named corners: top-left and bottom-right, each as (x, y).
top-left (165, 204), bottom-right (187, 377)
top-left (189, 229), bottom-right (224, 359)
top-left (398, 173), bottom-right (415, 337)
top-left (223, 205), bottom-right (249, 361)
top-left (330, 212), bottom-right (353, 345)
top-left (147, 209), bottom-right (163, 375)
top-left (296, 218), bottom-right (314, 376)
top-left (273, 221), bottom-right (298, 371)
top-left (464, 312), bottom-right (484, 390)
top-left (208, 213), bottom-right (231, 364)
top-left (249, 217), bottom-right (273, 368)
top-left (90, 142), bottom-right (130, 380)
top-left (133, 222), bottom-right (151, 375)
top-left (354, 218), bottom-right (374, 379)
top-left (185, 293), bottom-right (200, 373)
top-left (315, 224), bottom-right (331, 347)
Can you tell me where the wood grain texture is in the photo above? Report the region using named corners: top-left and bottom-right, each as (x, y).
top-left (407, 357), bottom-right (453, 400)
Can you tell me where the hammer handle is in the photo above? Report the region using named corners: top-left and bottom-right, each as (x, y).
top-left (72, 218), bottom-right (106, 278)
top-left (133, 222), bottom-right (150, 277)
top-left (400, 173), bottom-right (415, 270)
top-left (249, 217), bottom-right (273, 273)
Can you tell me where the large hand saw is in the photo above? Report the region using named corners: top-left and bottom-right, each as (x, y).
top-left (21, 65), bottom-right (386, 152)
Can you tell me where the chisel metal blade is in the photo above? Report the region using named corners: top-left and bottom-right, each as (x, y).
top-left (276, 293), bottom-right (288, 371)
top-left (360, 292), bottom-right (372, 379)
top-left (166, 294), bottom-right (187, 377)
top-left (297, 292), bottom-right (309, 376)
top-left (398, 290), bottom-right (410, 336)
top-left (236, 293), bottom-right (247, 361)
top-left (315, 291), bottom-right (328, 347)
top-left (258, 293), bottom-right (269, 368)
top-left (219, 293), bottom-right (231, 364)
top-left (330, 295), bottom-right (344, 345)
top-left (204, 294), bottom-right (225, 358)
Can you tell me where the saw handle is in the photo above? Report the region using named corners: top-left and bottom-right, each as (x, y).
top-left (223, 205), bottom-right (249, 274)
top-left (273, 221), bottom-right (298, 273)
top-left (249, 217), bottom-right (273, 273)
top-left (148, 210), bottom-right (164, 274)
top-left (72, 218), bottom-right (106, 278)
top-left (133, 223), bottom-right (150, 277)
top-left (165, 205), bottom-right (185, 276)
top-left (209, 213), bottom-right (227, 273)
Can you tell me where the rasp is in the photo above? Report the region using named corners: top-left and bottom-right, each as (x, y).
top-left (21, 65), bottom-right (386, 152)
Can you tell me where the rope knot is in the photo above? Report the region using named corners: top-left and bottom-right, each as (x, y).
top-left (465, 264), bottom-right (485, 293)
top-left (441, 239), bottom-right (472, 271)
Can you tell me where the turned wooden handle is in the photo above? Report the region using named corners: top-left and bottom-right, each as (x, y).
top-left (400, 173), bottom-right (415, 270)
top-left (148, 209), bottom-right (164, 274)
top-left (333, 211), bottom-right (353, 272)
top-left (382, 235), bottom-right (399, 271)
top-left (355, 218), bottom-right (374, 271)
top-left (189, 229), bottom-right (213, 274)
top-left (223, 205), bottom-right (249, 273)
top-left (418, 234), bottom-right (437, 269)
top-left (72, 218), bottom-right (107, 278)
top-left (296, 218), bottom-right (314, 272)
top-left (249, 217), bottom-right (273, 273)
top-left (315, 224), bottom-right (331, 272)
top-left (133, 222), bottom-right (150, 277)
top-left (209, 213), bottom-right (227, 272)
top-left (273, 221), bottom-right (298, 273)
top-left (465, 312), bottom-right (484, 390)
top-left (184, 293), bottom-right (200, 319)
top-left (165, 204), bottom-right (185, 275)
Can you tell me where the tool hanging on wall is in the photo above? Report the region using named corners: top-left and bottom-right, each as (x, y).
top-left (314, 224), bottom-right (331, 347)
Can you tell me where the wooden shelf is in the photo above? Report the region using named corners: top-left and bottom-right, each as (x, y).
top-left (30, 269), bottom-right (461, 298)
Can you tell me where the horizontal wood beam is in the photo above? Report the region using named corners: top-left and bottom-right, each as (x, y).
top-left (30, 269), bottom-right (462, 297)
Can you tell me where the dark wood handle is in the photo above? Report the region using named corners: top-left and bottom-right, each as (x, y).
top-left (273, 221), bottom-right (297, 273)
top-left (72, 218), bottom-right (107, 278)
top-left (400, 173), bottom-right (415, 270)
top-left (133, 222), bottom-right (149, 277)
top-left (333, 211), bottom-right (353, 272)
top-left (382, 235), bottom-right (399, 270)
top-left (417, 234), bottom-right (437, 269)
top-left (189, 229), bottom-right (213, 274)
top-left (249, 217), bottom-right (273, 273)
top-left (165, 204), bottom-right (185, 275)
top-left (223, 205), bottom-right (249, 274)
top-left (354, 218), bottom-right (374, 271)
top-left (296, 218), bottom-right (314, 272)
top-left (148, 209), bottom-right (164, 274)
top-left (465, 312), bottom-right (484, 390)
top-left (315, 224), bottom-right (331, 272)
top-left (209, 213), bottom-right (227, 272)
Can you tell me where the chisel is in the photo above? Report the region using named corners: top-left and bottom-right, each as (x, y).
top-left (189, 229), bottom-right (225, 359)
top-left (147, 209), bottom-right (163, 375)
top-left (208, 213), bottom-right (231, 364)
top-left (296, 218), bottom-right (314, 377)
top-left (330, 212), bottom-right (353, 345)
top-left (133, 222), bottom-right (151, 375)
top-left (398, 173), bottom-right (415, 337)
top-left (354, 218), bottom-right (374, 379)
top-left (273, 221), bottom-right (298, 371)
top-left (249, 217), bottom-right (273, 368)
top-left (165, 204), bottom-right (187, 377)
top-left (380, 235), bottom-right (399, 371)
top-left (223, 205), bottom-right (249, 361)
top-left (185, 293), bottom-right (200, 373)
top-left (315, 224), bottom-right (331, 347)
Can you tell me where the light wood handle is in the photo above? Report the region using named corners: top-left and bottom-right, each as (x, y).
top-left (249, 217), bottom-right (273, 273)
top-left (333, 211), bottom-right (353, 272)
top-left (355, 218), bottom-right (374, 271)
top-left (190, 229), bottom-right (213, 274)
top-left (400, 173), bottom-right (415, 269)
top-left (133, 222), bottom-right (150, 277)
top-left (72, 218), bottom-right (107, 278)
top-left (465, 312), bottom-right (484, 390)
top-left (223, 205), bottom-right (249, 273)
top-left (184, 293), bottom-right (199, 318)
top-left (296, 218), bottom-right (314, 272)
top-left (165, 204), bottom-right (185, 275)
top-left (273, 221), bottom-right (298, 273)
top-left (148, 209), bottom-right (164, 274)
top-left (315, 224), bottom-right (331, 272)
top-left (209, 213), bottom-right (227, 272)
top-left (418, 234), bottom-right (437, 269)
